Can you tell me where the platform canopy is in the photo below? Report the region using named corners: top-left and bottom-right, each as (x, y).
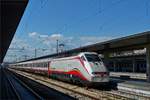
top-left (68, 31), bottom-right (150, 53)
top-left (0, 0), bottom-right (28, 63)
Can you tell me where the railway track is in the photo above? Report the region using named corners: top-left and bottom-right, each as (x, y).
top-left (1, 68), bottom-right (43, 100)
top-left (5, 69), bottom-right (75, 100)
top-left (9, 68), bottom-right (150, 100)
top-left (0, 68), bottom-right (20, 100)
top-left (89, 88), bottom-right (150, 100)
top-left (2, 68), bottom-right (73, 100)
top-left (4, 70), bottom-right (21, 100)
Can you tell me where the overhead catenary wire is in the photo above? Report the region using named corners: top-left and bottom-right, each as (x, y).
top-left (58, 0), bottom-right (126, 34)
top-left (25, 0), bottom-right (124, 39)
top-left (18, 0), bottom-right (51, 59)
top-left (146, 0), bottom-right (150, 16)
top-left (7, 0), bottom-right (149, 62)
top-left (49, 0), bottom-right (127, 49)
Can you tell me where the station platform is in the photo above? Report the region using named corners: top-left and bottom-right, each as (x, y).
top-left (110, 77), bottom-right (150, 97)
top-left (110, 72), bottom-right (146, 80)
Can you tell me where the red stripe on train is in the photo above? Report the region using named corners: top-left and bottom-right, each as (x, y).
top-left (49, 70), bottom-right (87, 81)
top-left (75, 57), bottom-right (90, 75)
top-left (48, 56), bottom-right (90, 80)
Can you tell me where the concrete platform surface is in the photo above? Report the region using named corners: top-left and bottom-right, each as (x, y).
top-left (110, 72), bottom-right (146, 80)
top-left (111, 77), bottom-right (150, 96)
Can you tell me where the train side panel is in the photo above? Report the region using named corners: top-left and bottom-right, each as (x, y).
top-left (49, 56), bottom-right (92, 83)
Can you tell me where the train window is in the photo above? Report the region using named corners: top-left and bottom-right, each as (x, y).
top-left (36, 63), bottom-right (38, 67)
top-left (43, 63), bottom-right (45, 67)
top-left (45, 63), bottom-right (48, 67)
top-left (81, 56), bottom-right (86, 61)
top-left (37, 63), bottom-right (39, 67)
top-left (85, 54), bottom-right (102, 62)
top-left (41, 63), bottom-right (44, 67)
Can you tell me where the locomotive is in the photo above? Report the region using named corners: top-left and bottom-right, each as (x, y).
top-left (10, 52), bottom-right (109, 85)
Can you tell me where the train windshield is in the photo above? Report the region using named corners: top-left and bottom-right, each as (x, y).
top-left (85, 54), bottom-right (107, 72)
top-left (85, 54), bottom-right (102, 62)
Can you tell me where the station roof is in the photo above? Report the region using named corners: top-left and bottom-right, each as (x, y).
top-left (19, 31), bottom-right (150, 62)
top-left (67, 31), bottom-right (150, 53)
top-left (0, 0), bottom-right (28, 63)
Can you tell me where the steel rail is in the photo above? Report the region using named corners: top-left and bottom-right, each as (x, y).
top-left (9, 69), bottom-right (105, 100)
top-left (109, 90), bottom-right (150, 100)
top-left (4, 70), bottom-right (21, 100)
top-left (7, 70), bottom-right (44, 100)
top-left (9, 68), bottom-right (150, 100)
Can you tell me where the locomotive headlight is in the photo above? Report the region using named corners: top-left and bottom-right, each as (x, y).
top-left (107, 72), bottom-right (110, 76)
top-left (92, 72), bottom-right (109, 77)
top-left (90, 63), bottom-right (94, 67)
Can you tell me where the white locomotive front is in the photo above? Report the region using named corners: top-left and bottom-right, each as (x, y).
top-left (82, 53), bottom-right (109, 82)
top-left (49, 52), bottom-right (109, 85)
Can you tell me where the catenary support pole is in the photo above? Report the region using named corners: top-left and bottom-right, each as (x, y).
top-left (146, 45), bottom-right (150, 82)
top-left (133, 59), bottom-right (136, 73)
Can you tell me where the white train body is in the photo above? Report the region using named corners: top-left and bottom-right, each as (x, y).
top-left (50, 52), bottom-right (109, 83)
top-left (10, 52), bottom-right (109, 85)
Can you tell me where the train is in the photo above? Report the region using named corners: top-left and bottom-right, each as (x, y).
top-left (10, 52), bottom-right (109, 86)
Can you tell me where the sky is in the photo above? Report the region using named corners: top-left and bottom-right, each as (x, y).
top-left (4, 0), bottom-right (150, 62)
